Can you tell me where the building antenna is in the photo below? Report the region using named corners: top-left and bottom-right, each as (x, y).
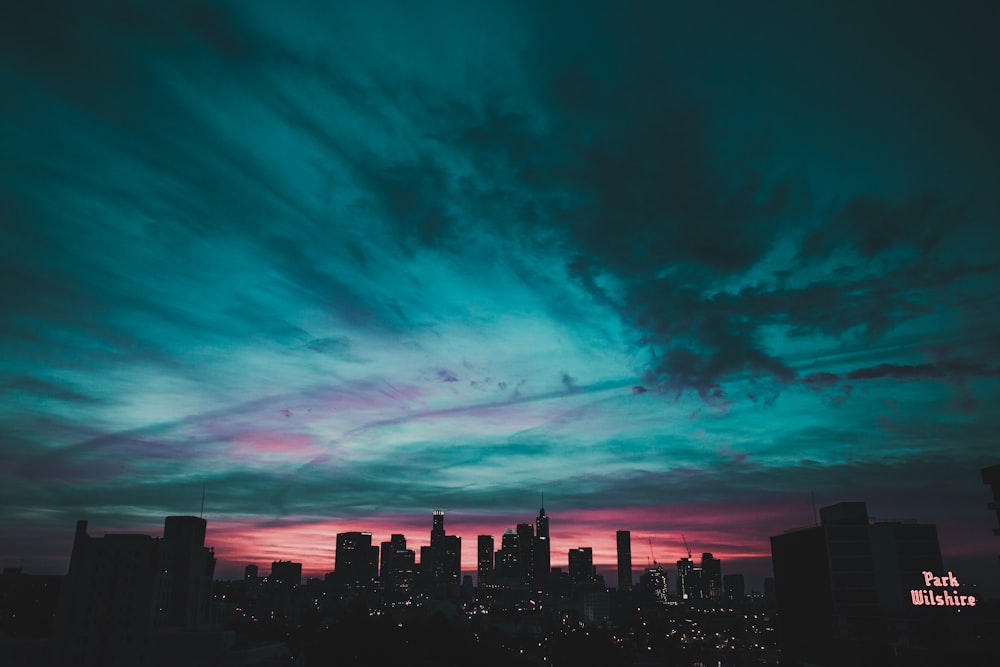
top-left (200, 487), bottom-right (206, 518)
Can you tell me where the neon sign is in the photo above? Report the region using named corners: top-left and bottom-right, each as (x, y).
top-left (910, 571), bottom-right (976, 607)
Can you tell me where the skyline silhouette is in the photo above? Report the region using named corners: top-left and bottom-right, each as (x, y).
top-left (3, 0), bottom-right (1000, 628)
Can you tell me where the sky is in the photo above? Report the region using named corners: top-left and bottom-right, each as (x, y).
top-left (1, 1), bottom-right (999, 592)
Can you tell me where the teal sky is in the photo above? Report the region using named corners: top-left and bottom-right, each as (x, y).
top-left (2, 1), bottom-right (999, 590)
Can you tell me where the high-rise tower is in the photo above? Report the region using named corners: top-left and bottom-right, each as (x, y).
top-left (477, 535), bottom-right (494, 585)
top-left (701, 552), bottom-right (722, 600)
top-left (534, 506), bottom-right (550, 590)
top-left (424, 510), bottom-right (460, 587)
top-left (616, 530), bottom-right (632, 591)
top-left (516, 522), bottom-right (535, 586)
top-left (335, 531), bottom-right (378, 588)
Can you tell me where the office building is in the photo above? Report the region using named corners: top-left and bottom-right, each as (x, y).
top-left (568, 547), bottom-right (594, 583)
top-left (771, 501), bottom-right (946, 662)
top-left (422, 511), bottom-right (461, 587)
top-left (516, 522), bottom-right (535, 587)
top-left (700, 552), bottom-right (722, 600)
top-left (535, 507), bottom-right (550, 590)
top-left (477, 535), bottom-right (494, 584)
top-left (380, 534), bottom-right (407, 582)
top-left (53, 516), bottom-right (217, 666)
top-left (616, 530), bottom-right (632, 591)
top-left (158, 516), bottom-right (216, 628)
top-left (676, 556), bottom-right (701, 601)
top-left (335, 531), bottom-right (378, 588)
top-left (723, 573), bottom-right (745, 603)
top-left (639, 564), bottom-right (669, 605)
top-left (270, 560), bottom-right (302, 588)
top-left (385, 548), bottom-right (416, 594)
top-left (494, 529), bottom-right (520, 583)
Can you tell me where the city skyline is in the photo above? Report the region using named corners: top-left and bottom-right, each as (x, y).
top-left (2, 2), bottom-right (1000, 599)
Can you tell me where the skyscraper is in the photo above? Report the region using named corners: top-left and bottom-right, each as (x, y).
top-left (676, 556), bottom-right (699, 600)
top-left (616, 530), bottom-right (632, 591)
top-left (385, 546), bottom-right (416, 595)
top-left (516, 522), bottom-right (535, 587)
top-left (423, 510), bottom-right (460, 587)
top-left (477, 535), bottom-right (494, 585)
top-left (380, 534), bottom-right (406, 582)
top-left (495, 529), bottom-right (519, 582)
top-left (159, 516), bottom-right (216, 628)
top-left (535, 506), bottom-right (550, 590)
top-left (771, 501), bottom-right (946, 662)
top-left (443, 535), bottom-right (462, 583)
top-left (723, 573), bottom-right (745, 603)
top-left (568, 547), bottom-right (594, 583)
top-left (335, 531), bottom-right (378, 588)
top-left (54, 516), bottom-right (217, 666)
top-left (700, 552), bottom-right (722, 600)
top-left (270, 560), bottom-right (302, 587)
top-left (431, 510), bottom-right (445, 548)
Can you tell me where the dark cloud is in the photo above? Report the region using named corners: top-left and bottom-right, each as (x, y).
top-left (803, 192), bottom-right (955, 259)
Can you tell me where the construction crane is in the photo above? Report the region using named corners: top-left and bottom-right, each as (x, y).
top-left (682, 533), bottom-right (692, 560)
top-left (648, 537), bottom-right (658, 567)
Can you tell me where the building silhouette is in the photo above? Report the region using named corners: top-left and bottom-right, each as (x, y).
top-left (638, 564), bottom-right (668, 605)
top-left (616, 530), bottom-right (632, 591)
top-left (534, 507), bottom-right (550, 590)
top-left (421, 511), bottom-right (461, 588)
top-left (380, 534), bottom-right (406, 581)
top-left (676, 556), bottom-right (700, 600)
top-left (335, 531), bottom-right (378, 588)
top-left (494, 529), bottom-right (519, 584)
top-left (477, 535), bottom-right (494, 585)
top-left (723, 573), bottom-right (744, 603)
top-left (516, 522), bottom-right (535, 587)
top-left (771, 501), bottom-right (948, 663)
top-left (270, 560), bottom-right (301, 588)
top-left (53, 516), bottom-right (217, 667)
top-left (700, 552), bottom-right (722, 600)
top-left (568, 547), bottom-right (594, 584)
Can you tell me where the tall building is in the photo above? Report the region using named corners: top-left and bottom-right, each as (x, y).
top-left (431, 510), bottom-right (445, 549)
top-left (616, 530), bottom-right (632, 591)
top-left (158, 516), bottom-right (216, 628)
top-left (516, 522), bottom-right (535, 587)
top-left (335, 532), bottom-right (378, 588)
top-left (422, 511), bottom-right (461, 587)
top-left (535, 507), bottom-right (550, 590)
top-left (380, 534), bottom-right (406, 582)
top-left (54, 516), bottom-right (217, 667)
top-left (568, 547), bottom-right (594, 583)
top-left (385, 547), bottom-right (416, 595)
top-left (771, 501), bottom-right (946, 662)
top-left (723, 573), bottom-right (745, 603)
top-left (494, 529), bottom-right (519, 582)
top-left (443, 535), bottom-right (462, 583)
top-left (270, 560), bottom-right (302, 587)
top-left (700, 552), bottom-right (722, 600)
top-left (676, 556), bottom-right (701, 600)
top-left (477, 535), bottom-right (494, 585)
top-left (638, 564), bottom-right (668, 605)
